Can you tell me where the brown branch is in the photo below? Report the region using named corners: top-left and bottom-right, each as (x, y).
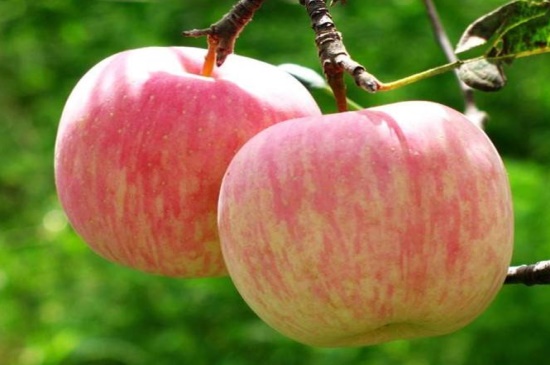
top-left (422, 0), bottom-right (487, 128)
top-left (505, 261), bottom-right (550, 286)
top-left (182, 0), bottom-right (265, 76)
top-left (182, 0), bottom-right (380, 109)
top-left (299, 0), bottom-right (380, 112)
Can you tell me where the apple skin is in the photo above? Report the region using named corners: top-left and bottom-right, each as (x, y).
top-left (54, 46), bottom-right (321, 277)
top-left (218, 101), bottom-right (514, 347)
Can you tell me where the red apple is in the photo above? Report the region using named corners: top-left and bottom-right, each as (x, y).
top-left (218, 101), bottom-right (514, 346)
top-left (54, 46), bottom-right (321, 277)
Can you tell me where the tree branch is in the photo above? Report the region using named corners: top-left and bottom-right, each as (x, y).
top-left (299, 0), bottom-right (380, 112)
top-left (505, 261), bottom-right (550, 286)
top-left (182, 0), bottom-right (265, 76)
top-left (422, 0), bottom-right (487, 128)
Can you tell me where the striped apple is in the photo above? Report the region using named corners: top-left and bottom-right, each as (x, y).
top-left (218, 101), bottom-right (514, 346)
top-left (54, 47), bottom-right (321, 277)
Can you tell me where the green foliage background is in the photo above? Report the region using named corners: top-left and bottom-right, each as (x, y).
top-left (1, 0), bottom-right (549, 364)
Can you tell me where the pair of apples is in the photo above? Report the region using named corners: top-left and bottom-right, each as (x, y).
top-left (55, 47), bottom-right (514, 347)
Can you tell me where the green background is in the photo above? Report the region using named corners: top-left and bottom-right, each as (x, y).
top-left (1, 1), bottom-right (549, 364)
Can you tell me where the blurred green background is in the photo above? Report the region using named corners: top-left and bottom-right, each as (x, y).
top-left (1, 0), bottom-right (549, 364)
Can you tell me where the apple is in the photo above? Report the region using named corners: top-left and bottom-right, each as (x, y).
top-left (54, 46), bottom-right (321, 277)
top-left (218, 101), bottom-right (514, 346)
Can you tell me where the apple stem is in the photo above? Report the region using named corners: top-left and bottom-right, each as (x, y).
top-left (377, 47), bottom-right (550, 92)
top-left (325, 64), bottom-right (348, 112)
top-left (299, 0), bottom-right (380, 112)
top-left (505, 260), bottom-right (550, 286)
top-left (201, 37), bottom-right (218, 77)
top-left (321, 86), bottom-right (363, 111)
top-left (377, 61), bottom-right (462, 91)
top-left (182, 0), bottom-right (265, 69)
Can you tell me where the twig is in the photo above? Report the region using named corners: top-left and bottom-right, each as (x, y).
top-left (505, 261), bottom-right (550, 286)
top-left (182, 0), bottom-right (550, 111)
top-left (299, 0), bottom-right (380, 112)
top-left (376, 47), bottom-right (550, 91)
top-left (182, 0), bottom-right (265, 76)
top-left (422, 0), bottom-right (487, 128)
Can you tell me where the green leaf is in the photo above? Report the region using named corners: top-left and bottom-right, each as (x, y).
top-left (496, 12), bottom-right (550, 56)
top-left (455, 0), bottom-right (550, 55)
top-left (278, 63), bottom-right (328, 89)
top-left (457, 59), bottom-right (507, 92)
top-left (455, 0), bottom-right (550, 91)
